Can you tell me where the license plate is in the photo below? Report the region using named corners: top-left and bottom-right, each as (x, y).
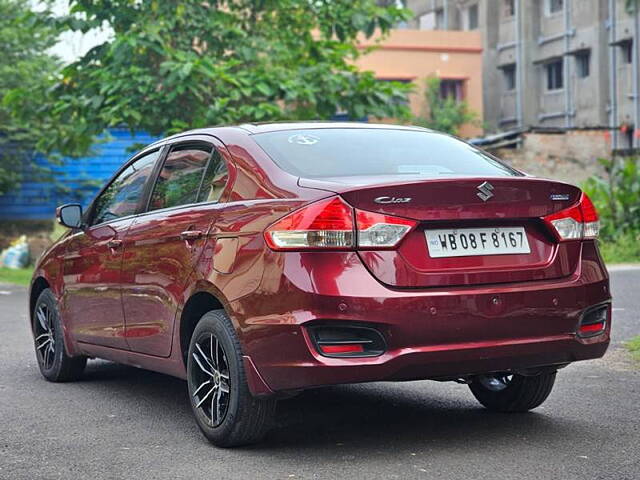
top-left (425, 227), bottom-right (530, 258)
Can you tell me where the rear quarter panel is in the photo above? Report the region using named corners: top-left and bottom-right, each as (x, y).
top-left (186, 130), bottom-right (330, 345)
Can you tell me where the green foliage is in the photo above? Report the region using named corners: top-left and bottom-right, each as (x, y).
top-left (597, 231), bottom-right (640, 264)
top-left (0, 0), bottom-right (61, 195)
top-left (15, 0), bottom-right (413, 159)
top-left (412, 77), bottom-right (477, 136)
top-left (582, 157), bottom-right (640, 239)
top-left (582, 157), bottom-right (640, 264)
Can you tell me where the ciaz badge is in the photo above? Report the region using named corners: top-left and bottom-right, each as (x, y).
top-left (374, 196), bottom-right (412, 204)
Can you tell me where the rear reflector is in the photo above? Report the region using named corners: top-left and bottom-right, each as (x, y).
top-left (579, 322), bottom-right (605, 334)
top-left (543, 193), bottom-right (599, 241)
top-left (264, 196), bottom-right (417, 251)
top-left (577, 304), bottom-right (609, 337)
top-left (319, 344), bottom-right (365, 354)
top-left (308, 324), bottom-right (386, 357)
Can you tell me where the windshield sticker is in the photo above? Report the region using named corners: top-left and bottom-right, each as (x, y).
top-left (288, 134), bottom-right (319, 146)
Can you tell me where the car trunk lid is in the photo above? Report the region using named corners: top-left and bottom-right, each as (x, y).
top-left (299, 176), bottom-right (582, 288)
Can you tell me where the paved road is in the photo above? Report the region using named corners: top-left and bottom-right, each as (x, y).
top-left (1, 269), bottom-right (639, 480)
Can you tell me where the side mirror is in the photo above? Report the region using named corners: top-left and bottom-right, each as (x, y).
top-left (56, 203), bottom-right (84, 229)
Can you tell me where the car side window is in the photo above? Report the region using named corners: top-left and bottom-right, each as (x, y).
top-left (197, 149), bottom-right (229, 204)
top-left (148, 144), bottom-right (213, 211)
top-left (91, 150), bottom-right (160, 226)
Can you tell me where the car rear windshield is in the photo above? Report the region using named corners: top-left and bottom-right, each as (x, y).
top-left (252, 128), bottom-right (520, 179)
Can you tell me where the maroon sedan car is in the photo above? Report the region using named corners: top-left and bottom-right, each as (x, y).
top-left (30, 123), bottom-right (611, 446)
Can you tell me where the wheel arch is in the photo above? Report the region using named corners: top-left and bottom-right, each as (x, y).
top-left (29, 276), bottom-right (51, 329)
top-left (177, 284), bottom-right (274, 397)
top-left (178, 286), bottom-right (228, 368)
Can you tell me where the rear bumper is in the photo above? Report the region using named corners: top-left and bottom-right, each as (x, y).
top-left (234, 242), bottom-right (611, 394)
top-left (254, 333), bottom-right (609, 394)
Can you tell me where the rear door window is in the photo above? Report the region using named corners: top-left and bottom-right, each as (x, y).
top-left (148, 143), bottom-right (214, 211)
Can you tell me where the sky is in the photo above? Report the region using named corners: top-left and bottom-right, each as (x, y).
top-left (46, 0), bottom-right (112, 63)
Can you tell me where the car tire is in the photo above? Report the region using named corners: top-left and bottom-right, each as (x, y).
top-left (469, 371), bottom-right (556, 412)
top-left (33, 288), bottom-right (87, 382)
top-left (187, 309), bottom-right (276, 447)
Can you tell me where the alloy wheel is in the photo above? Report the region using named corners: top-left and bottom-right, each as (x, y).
top-left (191, 333), bottom-right (231, 427)
top-left (34, 303), bottom-right (55, 370)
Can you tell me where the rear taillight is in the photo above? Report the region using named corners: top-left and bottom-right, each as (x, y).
top-left (543, 193), bottom-right (599, 241)
top-left (264, 196), bottom-right (354, 250)
top-left (264, 196), bottom-right (417, 251)
top-left (355, 210), bottom-right (417, 249)
top-left (580, 194), bottom-right (600, 238)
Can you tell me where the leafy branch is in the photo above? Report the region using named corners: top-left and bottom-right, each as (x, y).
top-left (6, 0), bottom-right (414, 164)
top-left (412, 76), bottom-right (477, 136)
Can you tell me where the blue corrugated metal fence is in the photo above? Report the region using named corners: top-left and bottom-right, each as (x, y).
top-left (0, 129), bottom-right (160, 220)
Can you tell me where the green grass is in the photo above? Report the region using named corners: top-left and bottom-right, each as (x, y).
top-left (598, 232), bottom-right (640, 264)
top-left (0, 267), bottom-right (33, 286)
top-left (625, 336), bottom-right (640, 364)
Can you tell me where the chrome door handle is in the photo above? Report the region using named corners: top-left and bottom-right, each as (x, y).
top-left (107, 239), bottom-right (122, 249)
top-left (180, 230), bottom-right (203, 241)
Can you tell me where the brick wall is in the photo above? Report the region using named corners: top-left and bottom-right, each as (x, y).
top-left (494, 130), bottom-right (611, 185)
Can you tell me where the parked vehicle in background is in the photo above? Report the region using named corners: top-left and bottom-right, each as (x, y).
top-left (29, 123), bottom-right (611, 447)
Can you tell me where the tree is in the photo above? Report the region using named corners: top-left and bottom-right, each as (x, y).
top-left (413, 77), bottom-right (477, 136)
top-left (23, 0), bottom-right (413, 158)
top-left (0, 0), bottom-right (60, 195)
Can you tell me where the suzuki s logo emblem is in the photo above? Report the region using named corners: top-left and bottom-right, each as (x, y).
top-left (476, 181), bottom-right (495, 202)
top-left (374, 196), bottom-right (412, 204)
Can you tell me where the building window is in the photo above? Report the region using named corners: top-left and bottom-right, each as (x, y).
top-left (575, 50), bottom-right (590, 78)
top-left (545, 59), bottom-right (564, 90)
top-left (547, 0), bottom-right (564, 15)
top-left (501, 64), bottom-right (516, 90)
top-left (620, 39), bottom-right (633, 64)
top-left (504, 0), bottom-right (515, 17)
top-left (440, 79), bottom-right (465, 102)
top-left (465, 4), bottom-right (479, 30)
top-left (435, 8), bottom-right (445, 30)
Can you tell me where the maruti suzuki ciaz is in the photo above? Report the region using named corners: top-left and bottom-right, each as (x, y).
top-left (29, 123), bottom-right (611, 447)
